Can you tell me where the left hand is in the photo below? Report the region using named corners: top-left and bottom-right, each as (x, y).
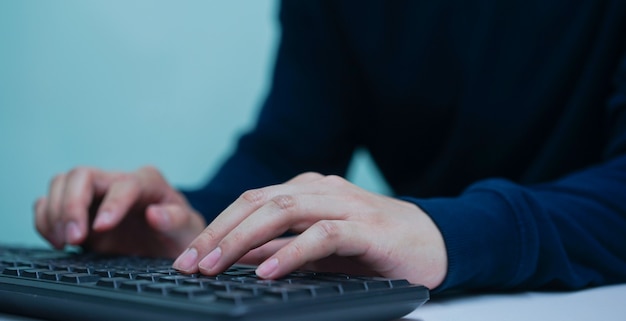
top-left (172, 172), bottom-right (448, 289)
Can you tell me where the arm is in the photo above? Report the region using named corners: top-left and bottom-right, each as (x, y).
top-left (183, 1), bottom-right (364, 221)
top-left (179, 2), bottom-right (626, 293)
top-left (411, 54), bottom-right (626, 292)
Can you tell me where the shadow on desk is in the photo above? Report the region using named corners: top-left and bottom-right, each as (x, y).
top-left (401, 283), bottom-right (626, 321)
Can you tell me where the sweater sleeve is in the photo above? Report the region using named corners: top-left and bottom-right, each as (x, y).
top-left (182, 1), bottom-right (626, 294)
top-left (406, 54), bottom-right (626, 293)
top-left (182, 1), bottom-right (361, 221)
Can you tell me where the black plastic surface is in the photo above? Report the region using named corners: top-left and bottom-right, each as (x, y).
top-left (0, 246), bottom-right (429, 321)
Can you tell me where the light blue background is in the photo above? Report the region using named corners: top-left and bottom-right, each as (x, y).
top-left (0, 1), bottom-right (388, 246)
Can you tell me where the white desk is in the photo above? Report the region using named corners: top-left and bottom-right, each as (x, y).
top-left (405, 283), bottom-right (626, 321)
top-left (1, 284), bottom-right (625, 321)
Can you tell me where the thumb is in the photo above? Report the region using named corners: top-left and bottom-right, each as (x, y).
top-left (145, 204), bottom-right (206, 251)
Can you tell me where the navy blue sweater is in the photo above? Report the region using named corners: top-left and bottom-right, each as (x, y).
top-left (184, 0), bottom-right (626, 292)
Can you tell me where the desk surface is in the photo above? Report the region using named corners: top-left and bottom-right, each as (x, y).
top-left (1, 284), bottom-right (625, 321)
top-left (406, 283), bottom-right (626, 321)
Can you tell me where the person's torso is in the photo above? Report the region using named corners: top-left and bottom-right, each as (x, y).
top-left (330, 0), bottom-right (626, 196)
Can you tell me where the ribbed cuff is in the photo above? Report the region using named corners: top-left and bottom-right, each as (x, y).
top-left (400, 180), bottom-right (532, 293)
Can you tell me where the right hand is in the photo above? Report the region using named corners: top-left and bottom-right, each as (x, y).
top-left (34, 166), bottom-right (206, 258)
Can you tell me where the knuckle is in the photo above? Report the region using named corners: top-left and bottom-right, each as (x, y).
top-left (220, 231), bottom-right (243, 250)
top-left (270, 195), bottom-right (297, 212)
top-left (321, 175), bottom-right (347, 187)
top-left (47, 201), bottom-right (61, 218)
top-left (140, 165), bottom-right (158, 174)
top-left (199, 226), bottom-right (219, 243)
top-left (240, 188), bottom-right (266, 206)
top-left (62, 199), bottom-right (84, 217)
top-left (115, 172), bottom-right (135, 183)
top-left (67, 166), bottom-right (91, 178)
top-left (314, 220), bottom-right (341, 240)
top-left (138, 165), bottom-right (162, 179)
top-left (49, 173), bottom-right (65, 187)
top-left (188, 232), bottom-right (212, 252)
top-left (289, 241), bottom-right (307, 259)
top-left (111, 173), bottom-right (140, 193)
top-left (297, 172), bottom-right (323, 180)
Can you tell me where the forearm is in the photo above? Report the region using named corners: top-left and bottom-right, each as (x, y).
top-left (404, 155), bottom-right (626, 292)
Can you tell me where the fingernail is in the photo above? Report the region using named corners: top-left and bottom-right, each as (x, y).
top-left (198, 247), bottom-right (222, 272)
top-left (93, 211), bottom-right (114, 229)
top-left (65, 221), bottom-right (82, 244)
top-left (256, 258), bottom-right (279, 278)
top-left (173, 247), bottom-right (198, 272)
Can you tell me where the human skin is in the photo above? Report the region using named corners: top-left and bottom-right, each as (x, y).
top-left (34, 166), bottom-right (206, 258)
top-left (35, 168), bottom-right (447, 289)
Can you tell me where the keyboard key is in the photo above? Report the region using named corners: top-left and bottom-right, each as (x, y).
top-left (388, 279), bottom-right (411, 288)
top-left (337, 281), bottom-right (367, 293)
top-left (204, 281), bottom-right (235, 292)
top-left (143, 283), bottom-right (178, 295)
top-left (309, 285), bottom-right (342, 296)
top-left (114, 270), bottom-right (141, 279)
top-left (22, 268), bottom-right (52, 279)
top-left (1, 260), bottom-right (33, 268)
top-left (60, 273), bottom-right (101, 284)
top-left (40, 270), bottom-right (72, 281)
top-left (50, 263), bottom-right (74, 272)
top-left (155, 269), bottom-right (179, 275)
top-left (363, 280), bottom-right (390, 290)
top-left (136, 273), bottom-right (166, 282)
top-left (158, 275), bottom-right (192, 285)
top-left (0, 245), bottom-right (429, 321)
top-left (262, 287), bottom-right (311, 301)
top-left (2, 266), bottom-right (32, 276)
top-left (96, 277), bottom-right (129, 289)
top-left (181, 278), bottom-right (220, 288)
top-left (32, 261), bottom-right (54, 269)
top-left (215, 291), bottom-right (267, 306)
top-left (169, 286), bottom-right (214, 299)
top-left (230, 284), bottom-right (263, 295)
top-left (119, 280), bottom-right (154, 292)
top-left (95, 268), bottom-right (118, 278)
top-left (72, 265), bottom-right (97, 274)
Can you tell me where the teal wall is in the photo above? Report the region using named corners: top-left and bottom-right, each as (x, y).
top-left (0, 1), bottom-right (389, 247)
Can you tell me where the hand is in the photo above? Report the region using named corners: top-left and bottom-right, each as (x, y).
top-left (34, 166), bottom-right (206, 258)
top-left (173, 172), bottom-right (447, 289)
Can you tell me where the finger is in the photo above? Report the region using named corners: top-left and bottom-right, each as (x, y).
top-left (91, 174), bottom-right (142, 231)
top-left (237, 238), bottom-right (293, 265)
top-left (34, 197), bottom-right (60, 248)
top-left (204, 173), bottom-right (329, 245)
top-left (172, 185), bottom-right (289, 273)
top-left (196, 193), bottom-right (350, 275)
top-left (44, 168), bottom-right (115, 247)
top-left (145, 204), bottom-right (206, 253)
top-left (255, 220), bottom-right (369, 279)
top-left (134, 166), bottom-right (183, 204)
top-left (172, 185), bottom-right (296, 273)
top-left (173, 175), bottom-right (349, 274)
top-left (91, 166), bottom-right (178, 231)
top-left (59, 167), bottom-right (103, 245)
top-left (45, 173), bottom-right (67, 246)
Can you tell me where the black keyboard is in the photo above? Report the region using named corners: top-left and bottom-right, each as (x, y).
top-left (0, 245), bottom-right (429, 321)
